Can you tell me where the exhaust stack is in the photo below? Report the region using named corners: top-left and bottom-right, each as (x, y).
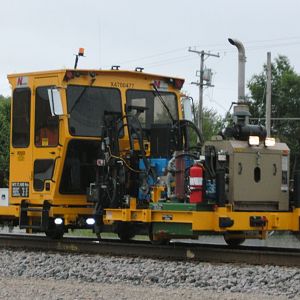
top-left (228, 38), bottom-right (246, 103)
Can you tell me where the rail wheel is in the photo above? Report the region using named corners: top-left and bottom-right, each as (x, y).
top-left (149, 225), bottom-right (170, 245)
top-left (224, 231), bottom-right (245, 247)
top-left (45, 228), bottom-right (64, 239)
top-left (115, 222), bottom-right (135, 242)
top-left (45, 218), bottom-right (64, 239)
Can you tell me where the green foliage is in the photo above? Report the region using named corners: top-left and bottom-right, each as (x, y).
top-left (248, 55), bottom-right (300, 172)
top-left (202, 108), bottom-right (223, 141)
top-left (0, 96), bottom-right (11, 187)
top-left (188, 107), bottom-right (222, 147)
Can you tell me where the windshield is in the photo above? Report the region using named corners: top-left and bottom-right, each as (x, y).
top-left (126, 90), bottom-right (178, 129)
top-left (67, 85), bottom-right (122, 137)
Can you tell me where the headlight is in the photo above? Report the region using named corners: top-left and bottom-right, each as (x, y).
top-left (86, 218), bottom-right (95, 225)
top-left (248, 136), bottom-right (259, 146)
top-left (54, 217), bottom-right (63, 225)
top-left (265, 137), bottom-right (276, 147)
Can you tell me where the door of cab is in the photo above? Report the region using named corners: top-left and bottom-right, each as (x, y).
top-left (9, 84), bottom-right (32, 204)
top-left (31, 77), bottom-right (61, 201)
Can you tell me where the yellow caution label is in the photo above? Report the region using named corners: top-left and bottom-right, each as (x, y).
top-left (42, 138), bottom-right (49, 146)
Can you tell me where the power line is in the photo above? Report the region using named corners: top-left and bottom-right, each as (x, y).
top-left (113, 47), bottom-right (188, 65)
top-left (251, 117), bottom-right (300, 121)
top-left (107, 36), bottom-right (300, 68)
top-left (141, 55), bottom-right (192, 67)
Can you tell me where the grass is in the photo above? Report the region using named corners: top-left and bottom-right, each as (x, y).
top-left (66, 229), bottom-right (149, 241)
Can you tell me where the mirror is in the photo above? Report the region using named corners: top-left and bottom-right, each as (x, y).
top-left (48, 88), bottom-right (63, 116)
top-left (182, 97), bottom-right (193, 122)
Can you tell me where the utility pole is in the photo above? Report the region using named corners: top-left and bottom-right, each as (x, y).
top-left (266, 52), bottom-right (272, 137)
top-left (188, 48), bottom-right (219, 134)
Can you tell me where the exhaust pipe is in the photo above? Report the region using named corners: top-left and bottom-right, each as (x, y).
top-left (228, 38), bottom-right (246, 103)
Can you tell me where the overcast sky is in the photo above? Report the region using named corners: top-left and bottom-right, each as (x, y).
top-left (1, 0), bottom-right (300, 116)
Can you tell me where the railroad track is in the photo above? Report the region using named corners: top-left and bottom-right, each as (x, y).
top-left (0, 233), bottom-right (299, 267)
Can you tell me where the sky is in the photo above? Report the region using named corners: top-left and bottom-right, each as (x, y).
top-left (1, 0), bottom-right (300, 116)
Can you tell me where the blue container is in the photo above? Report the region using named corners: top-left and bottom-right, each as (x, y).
top-left (139, 158), bottom-right (168, 177)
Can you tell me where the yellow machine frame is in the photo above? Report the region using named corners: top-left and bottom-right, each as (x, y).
top-left (0, 68), bottom-right (299, 239)
top-left (105, 200), bottom-right (300, 233)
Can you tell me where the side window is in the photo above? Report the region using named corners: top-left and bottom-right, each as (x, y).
top-left (12, 88), bottom-right (31, 147)
top-left (34, 159), bottom-right (55, 191)
top-left (35, 87), bottom-right (59, 147)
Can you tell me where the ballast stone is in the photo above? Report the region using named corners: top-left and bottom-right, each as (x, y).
top-left (0, 249), bottom-right (298, 299)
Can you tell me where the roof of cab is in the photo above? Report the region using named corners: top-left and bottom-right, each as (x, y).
top-left (7, 68), bottom-right (184, 82)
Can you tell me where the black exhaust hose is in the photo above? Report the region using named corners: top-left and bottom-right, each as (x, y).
top-left (294, 171), bottom-right (300, 208)
top-left (216, 169), bottom-right (226, 207)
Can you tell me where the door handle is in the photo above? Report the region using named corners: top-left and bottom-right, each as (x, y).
top-left (238, 162), bottom-right (243, 175)
top-left (50, 156), bottom-right (61, 183)
top-left (273, 163), bottom-right (277, 176)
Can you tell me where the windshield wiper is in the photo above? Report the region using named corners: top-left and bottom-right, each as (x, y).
top-left (151, 83), bottom-right (175, 124)
top-left (69, 86), bottom-right (89, 114)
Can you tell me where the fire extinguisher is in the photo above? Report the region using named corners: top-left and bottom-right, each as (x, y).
top-left (189, 162), bottom-right (203, 203)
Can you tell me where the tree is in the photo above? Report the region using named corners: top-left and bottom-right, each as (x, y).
top-left (0, 95), bottom-right (11, 187)
top-left (202, 108), bottom-right (223, 142)
top-left (188, 106), bottom-right (222, 147)
top-left (248, 55), bottom-right (300, 172)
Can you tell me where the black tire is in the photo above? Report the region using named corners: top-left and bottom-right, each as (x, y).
top-left (224, 231), bottom-right (245, 247)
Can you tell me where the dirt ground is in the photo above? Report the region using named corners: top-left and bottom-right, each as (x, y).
top-left (0, 277), bottom-right (293, 300)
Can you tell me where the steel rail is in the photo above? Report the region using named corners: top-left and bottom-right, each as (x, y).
top-left (0, 234), bottom-right (299, 267)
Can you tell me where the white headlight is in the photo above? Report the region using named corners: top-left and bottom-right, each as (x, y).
top-left (248, 136), bottom-right (260, 146)
top-left (86, 218), bottom-right (95, 225)
top-left (265, 137), bottom-right (276, 147)
top-left (54, 218), bottom-right (63, 225)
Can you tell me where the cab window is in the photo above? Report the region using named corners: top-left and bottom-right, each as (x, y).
top-left (35, 86), bottom-right (59, 147)
top-left (66, 85), bottom-right (122, 137)
top-left (12, 88), bottom-right (31, 148)
top-left (126, 90), bottom-right (178, 129)
top-left (34, 159), bottom-right (55, 191)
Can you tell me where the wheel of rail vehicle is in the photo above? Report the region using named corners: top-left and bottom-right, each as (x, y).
top-left (115, 222), bottom-right (136, 242)
top-left (45, 228), bottom-right (64, 239)
top-left (223, 231), bottom-right (246, 247)
top-left (148, 225), bottom-right (170, 245)
top-left (45, 218), bottom-right (64, 239)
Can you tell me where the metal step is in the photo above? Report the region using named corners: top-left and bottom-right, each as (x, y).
top-left (19, 200), bottom-right (51, 231)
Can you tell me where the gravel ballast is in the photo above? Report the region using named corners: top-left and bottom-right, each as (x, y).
top-left (0, 249), bottom-right (299, 299)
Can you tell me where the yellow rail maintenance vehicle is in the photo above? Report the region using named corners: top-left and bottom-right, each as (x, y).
top-left (0, 39), bottom-right (299, 244)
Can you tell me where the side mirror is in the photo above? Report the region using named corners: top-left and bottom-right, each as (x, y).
top-left (48, 88), bottom-right (63, 116)
top-left (182, 97), bottom-right (194, 122)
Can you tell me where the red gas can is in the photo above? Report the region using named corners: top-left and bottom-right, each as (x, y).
top-left (189, 163), bottom-right (203, 203)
